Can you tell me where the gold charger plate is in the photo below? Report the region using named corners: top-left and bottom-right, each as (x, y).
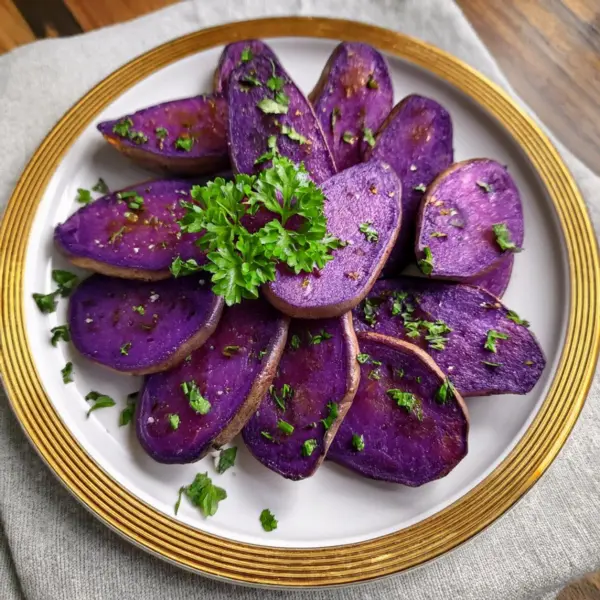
top-left (0, 17), bottom-right (599, 588)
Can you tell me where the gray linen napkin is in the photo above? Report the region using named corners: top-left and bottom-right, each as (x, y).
top-left (1, 1), bottom-right (598, 599)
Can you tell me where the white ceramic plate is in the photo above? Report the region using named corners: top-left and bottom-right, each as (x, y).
top-left (2, 18), bottom-right (597, 587)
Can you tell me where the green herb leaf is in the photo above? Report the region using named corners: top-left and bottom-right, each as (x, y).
top-left (413, 183), bottom-right (426, 193)
top-left (368, 369), bottom-right (381, 380)
top-left (482, 360), bottom-right (503, 367)
top-left (321, 402), bottom-right (339, 430)
top-left (128, 130), bottom-right (148, 145)
top-left (240, 47), bottom-right (253, 62)
top-left (261, 431), bottom-right (274, 441)
top-left (309, 329), bottom-right (333, 345)
top-left (301, 439), bottom-right (318, 457)
top-left (269, 383), bottom-right (294, 410)
top-left (85, 391), bottom-right (116, 417)
top-left (342, 131), bottom-right (356, 145)
top-left (477, 180), bottom-right (493, 193)
top-left (386, 389), bottom-right (423, 420)
top-left (366, 74), bottom-right (378, 89)
top-left (112, 117), bottom-right (133, 137)
top-left (356, 353), bottom-right (370, 364)
top-left (52, 270), bottom-right (79, 297)
top-left (222, 345), bottom-right (240, 357)
top-left (277, 420), bottom-right (295, 435)
top-left (119, 392), bottom-right (137, 427)
top-left (33, 291), bottom-right (59, 314)
top-left (91, 178), bottom-right (109, 194)
top-left (181, 380), bottom-right (211, 415)
top-left (289, 334), bottom-right (301, 350)
top-left (331, 107), bottom-right (340, 130)
top-left (168, 413), bottom-right (180, 430)
top-left (492, 223), bottom-right (521, 252)
top-left (179, 472), bottom-right (227, 517)
top-left (260, 508), bottom-right (278, 532)
top-left (362, 297), bottom-right (383, 327)
top-left (175, 136), bottom-right (194, 152)
top-left (120, 342), bottom-right (131, 356)
top-left (155, 127), bottom-right (168, 139)
top-left (50, 324), bottom-right (70, 346)
top-left (76, 188), bottom-right (92, 204)
top-left (418, 246), bottom-right (434, 275)
top-left (484, 329), bottom-right (509, 353)
top-left (435, 377), bottom-right (455, 404)
top-left (394, 368), bottom-right (405, 379)
top-left (257, 97), bottom-right (289, 114)
top-left (266, 75), bottom-right (285, 92)
top-left (280, 124), bottom-right (307, 144)
top-left (61, 362), bottom-right (74, 384)
top-left (359, 221), bottom-right (379, 243)
top-left (216, 447), bottom-right (237, 474)
top-left (132, 305), bottom-right (145, 315)
top-left (240, 74), bottom-right (262, 87)
top-left (170, 257), bottom-right (202, 277)
top-left (254, 135), bottom-right (279, 165)
top-left (430, 232), bottom-right (447, 238)
top-left (352, 433), bottom-right (365, 452)
top-left (506, 310), bottom-right (530, 327)
top-left (363, 127), bottom-right (376, 148)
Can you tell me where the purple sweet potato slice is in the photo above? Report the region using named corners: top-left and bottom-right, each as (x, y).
top-left (263, 160), bottom-right (401, 319)
top-left (227, 55), bottom-right (336, 184)
top-left (55, 180), bottom-right (203, 280)
top-left (242, 313), bottom-right (360, 480)
top-left (365, 94), bottom-right (453, 273)
top-left (309, 42), bottom-right (393, 171)
top-left (214, 40), bottom-right (279, 94)
top-left (136, 299), bottom-right (289, 463)
top-left (328, 332), bottom-right (469, 486)
top-left (415, 159), bottom-right (524, 279)
top-left (69, 274), bottom-right (223, 375)
top-left (352, 277), bottom-right (545, 396)
top-left (97, 95), bottom-right (228, 176)
top-left (466, 254), bottom-right (514, 298)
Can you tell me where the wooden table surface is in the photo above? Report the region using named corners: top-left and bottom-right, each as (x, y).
top-left (0, 0), bottom-right (598, 596)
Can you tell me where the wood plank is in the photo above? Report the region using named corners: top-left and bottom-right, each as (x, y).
top-left (0, 0), bottom-right (35, 54)
top-left (64, 0), bottom-right (178, 31)
top-left (457, 0), bottom-right (600, 173)
top-left (12, 0), bottom-right (81, 39)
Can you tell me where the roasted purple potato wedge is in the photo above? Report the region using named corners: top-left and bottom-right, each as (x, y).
top-left (466, 254), bottom-right (514, 298)
top-left (136, 299), bottom-right (289, 463)
top-left (97, 95), bottom-right (228, 176)
top-left (214, 39), bottom-right (279, 94)
top-left (228, 55), bottom-right (336, 184)
top-left (55, 180), bottom-right (203, 281)
top-left (416, 159), bottom-right (524, 279)
top-left (263, 161), bottom-right (402, 319)
top-left (69, 274), bottom-right (224, 375)
top-left (365, 94), bottom-right (453, 273)
top-left (329, 333), bottom-right (469, 486)
top-left (352, 277), bottom-right (545, 396)
top-left (310, 42), bottom-right (393, 171)
top-left (242, 314), bottom-right (360, 480)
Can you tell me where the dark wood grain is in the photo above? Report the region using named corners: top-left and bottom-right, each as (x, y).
top-left (0, 0), bottom-right (35, 53)
top-left (457, 0), bottom-right (600, 173)
top-left (12, 0), bottom-right (81, 39)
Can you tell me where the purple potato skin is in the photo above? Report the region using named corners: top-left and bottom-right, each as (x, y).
top-left (466, 254), bottom-right (514, 298)
top-left (55, 180), bottom-right (204, 281)
top-left (69, 274), bottom-right (224, 375)
top-left (416, 159), bottom-right (524, 279)
top-left (97, 95), bottom-right (228, 176)
top-left (227, 55), bottom-right (336, 184)
top-left (214, 40), bottom-right (279, 94)
top-left (263, 161), bottom-right (402, 319)
top-left (242, 313), bottom-right (360, 480)
top-left (136, 299), bottom-right (289, 464)
top-left (329, 333), bottom-right (469, 485)
top-left (310, 42), bottom-right (393, 171)
top-left (352, 277), bottom-right (545, 397)
top-left (365, 95), bottom-right (453, 274)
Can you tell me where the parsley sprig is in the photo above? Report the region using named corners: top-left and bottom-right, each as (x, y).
top-left (178, 156), bottom-right (342, 305)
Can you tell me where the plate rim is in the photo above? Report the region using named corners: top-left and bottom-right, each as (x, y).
top-left (1, 16), bottom-right (599, 587)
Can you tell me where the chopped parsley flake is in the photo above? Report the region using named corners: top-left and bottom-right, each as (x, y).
top-left (61, 362), bottom-right (74, 384)
top-left (92, 178), bottom-right (109, 194)
top-left (119, 392), bottom-right (137, 426)
top-left (482, 360), bottom-right (503, 367)
top-left (387, 389), bottom-right (423, 420)
top-left (277, 420), bottom-right (295, 435)
top-left (363, 127), bottom-right (376, 148)
top-left (254, 134), bottom-right (279, 165)
top-left (261, 431), bottom-right (274, 441)
top-left (331, 107), bottom-right (340, 130)
top-left (170, 257), bottom-right (201, 277)
top-left (435, 378), bottom-right (455, 404)
top-left (430, 232), bottom-right (447, 238)
top-left (85, 391), bottom-right (116, 417)
top-left (289, 334), bottom-right (301, 350)
top-left (368, 369), bottom-right (381, 380)
top-left (240, 47), bottom-right (253, 62)
top-left (413, 183), bottom-right (426, 193)
top-left (309, 329), bottom-right (333, 345)
top-left (266, 75), bottom-right (285, 92)
top-left (366, 74), bottom-right (378, 89)
top-left (356, 353), bottom-right (371, 364)
top-left (168, 413), bottom-right (180, 430)
top-left (50, 324), bottom-right (70, 346)
top-left (175, 472), bottom-right (226, 517)
top-left (321, 402), bottom-right (339, 430)
top-left (181, 380), bottom-right (211, 415)
top-left (175, 136), bottom-right (194, 152)
top-left (257, 96), bottom-right (289, 115)
top-left (477, 180), bottom-right (493, 193)
top-left (492, 223), bottom-right (520, 252)
top-left (260, 508), bottom-right (278, 532)
top-left (394, 368), bottom-right (405, 379)
top-left (270, 383), bottom-right (294, 410)
top-left (217, 447), bottom-right (237, 474)
top-left (33, 292), bottom-right (59, 313)
top-left (418, 246), bottom-right (434, 275)
top-left (280, 124), bottom-right (307, 144)
top-left (507, 310), bottom-right (530, 327)
top-left (352, 434), bottom-right (365, 451)
top-left (363, 297), bottom-right (383, 327)
top-left (222, 345), bottom-right (240, 357)
top-left (129, 130), bottom-right (148, 145)
top-left (484, 329), bottom-right (509, 353)
top-left (155, 127), bottom-right (168, 139)
top-left (132, 305), bottom-right (145, 315)
top-left (342, 131), bottom-right (356, 145)
top-left (76, 188), bottom-right (92, 204)
top-left (120, 342), bottom-right (131, 355)
top-left (301, 439), bottom-right (318, 457)
top-left (240, 74), bottom-right (262, 87)
top-left (108, 226), bottom-right (126, 244)
top-left (112, 117), bottom-right (133, 137)
top-left (359, 221), bottom-right (379, 243)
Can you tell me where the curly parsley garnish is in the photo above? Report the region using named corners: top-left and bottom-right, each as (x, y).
top-left (387, 389), bottom-right (423, 420)
top-left (61, 362), bottom-right (74, 384)
top-left (175, 472), bottom-right (226, 517)
top-left (359, 221), bottom-right (379, 243)
top-left (50, 325), bottom-right (70, 346)
top-left (170, 257), bottom-right (201, 277)
top-left (492, 223), bottom-right (520, 252)
top-left (181, 380), bottom-right (211, 415)
top-left (484, 329), bottom-right (509, 353)
top-left (260, 508), bottom-right (278, 532)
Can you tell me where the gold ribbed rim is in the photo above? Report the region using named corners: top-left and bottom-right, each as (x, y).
top-left (0, 17), bottom-right (598, 587)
